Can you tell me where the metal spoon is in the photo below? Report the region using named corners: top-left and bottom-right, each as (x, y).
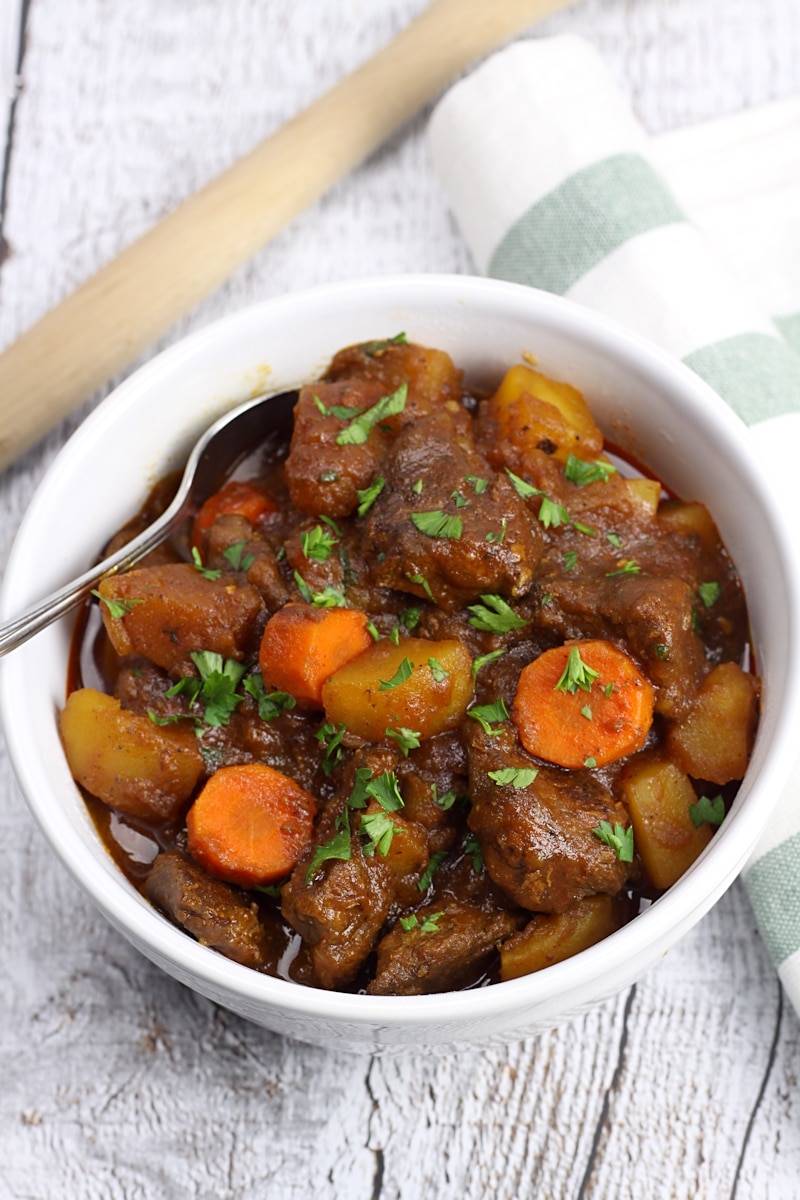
top-left (0, 388), bottom-right (298, 657)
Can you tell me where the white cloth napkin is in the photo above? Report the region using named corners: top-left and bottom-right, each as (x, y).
top-left (428, 34), bottom-right (800, 1005)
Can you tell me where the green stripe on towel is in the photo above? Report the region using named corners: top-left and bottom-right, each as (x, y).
top-left (488, 153), bottom-right (685, 294)
top-left (746, 832), bottom-right (800, 965)
top-left (683, 332), bottom-right (800, 424)
top-left (774, 313), bottom-right (800, 356)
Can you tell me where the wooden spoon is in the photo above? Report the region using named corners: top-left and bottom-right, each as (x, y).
top-left (0, 0), bottom-right (575, 472)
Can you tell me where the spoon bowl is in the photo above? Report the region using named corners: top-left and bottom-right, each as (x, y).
top-left (0, 388), bottom-right (298, 657)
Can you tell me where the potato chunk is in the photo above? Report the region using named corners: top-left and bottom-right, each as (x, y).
top-left (322, 636), bottom-right (473, 742)
top-left (618, 756), bottom-right (714, 890)
top-left (483, 363), bottom-right (604, 467)
top-left (499, 894), bottom-right (633, 981)
top-left (666, 661), bottom-right (759, 784)
top-left (98, 563), bottom-right (263, 673)
top-left (60, 688), bottom-right (204, 821)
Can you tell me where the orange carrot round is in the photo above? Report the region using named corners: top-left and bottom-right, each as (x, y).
top-left (192, 480), bottom-right (277, 550)
top-left (186, 762), bottom-right (317, 888)
top-left (259, 603), bottom-right (373, 707)
top-left (512, 639), bottom-right (654, 769)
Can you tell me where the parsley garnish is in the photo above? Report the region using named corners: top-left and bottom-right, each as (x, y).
top-left (361, 332), bottom-right (408, 357)
top-left (405, 572), bottom-right (435, 601)
top-left (451, 490), bottom-right (468, 509)
top-left (356, 476), bottom-right (385, 517)
top-left (191, 546), bottom-right (222, 581)
top-left (223, 541), bottom-right (256, 572)
top-left (505, 469), bottom-right (540, 500)
top-left (379, 658), bottom-right (413, 691)
top-left (365, 770), bottom-right (404, 812)
top-left (385, 726), bottom-right (421, 756)
top-left (366, 620), bottom-right (381, 642)
top-left (464, 834), bottom-right (484, 873)
top-left (563, 551), bottom-right (578, 572)
top-left (580, 704), bottom-right (593, 720)
top-left (92, 590), bottom-right (144, 619)
top-left (606, 559), bottom-right (641, 577)
top-left (432, 784), bottom-right (459, 811)
top-left (412, 479), bottom-right (424, 495)
top-left (313, 395), bottom-right (365, 421)
top-left (564, 455), bottom-right (616, 485)
top-left (486, 519), bottom-right (507, 544)
top-left (301, 525), bottom-right (338, 562)
top-left (336, 383), bottom-right (407, 445)
top-left (468, 698), bottom-right (510, 736)
top-left (293, 570), bottom-right (313, 602)
top-left (606, 532), bottom-right (623, 549)
top-left (472, 647), bottom-right (507, 678)
top-left (466, 475), bottom-right (489, 495)
top-left (467, 594), bottom-right (527, 633)
top-left (428, 657), bottom-right (449, 683)
top-left (316, 721), bottom-right (347, 775)
top-left (689, 793), bottom-right (725, 828)
top-left (400, 910), bottom-right (444, 933)
top-left (584, 756), bottom-right (597, 768)
top-left (593, 820), bottom-right (634, 862)
top-left (305, 807), bottom-right (353, 883)
top-left (418, 850), bottom-right (447, 892)
top-left (361, 811), bottom-right (398, 857)
top-left (488, 766), bottom-right (538, 787)
top-left (166, 651), bottom-right (247, 728)
top-left (554, 647), bottom-right (600, 694)
top-left (312, 586), bottom-right (348, 608)
top-left (411, 510), bottom-right (463, 540)
top-left (698, 581), bottom-right (721, 608)
top-left (537, 496), bottom-right (571, 529)
top-left (399, 605), bottom-right (424, 631)
top-left (243, 674), bottom-right (296, 721)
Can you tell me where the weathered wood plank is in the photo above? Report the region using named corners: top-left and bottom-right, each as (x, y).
top-left (2, 2), bottom-right (800, 1197)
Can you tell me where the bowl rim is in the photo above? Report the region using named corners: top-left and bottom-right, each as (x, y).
top-left (3, 272), bottom-right (800, 1029)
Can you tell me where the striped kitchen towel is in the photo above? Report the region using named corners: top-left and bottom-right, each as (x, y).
top-left (428, 35), bottom-right (800, 1004)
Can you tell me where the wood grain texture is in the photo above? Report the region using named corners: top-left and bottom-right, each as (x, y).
top-left (1, 1), bottom-right (800, 1197)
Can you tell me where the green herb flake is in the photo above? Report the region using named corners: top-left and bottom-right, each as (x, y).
top-left (399, 605), bottom-right (424, 631)
top-left (366, 770), bottom-right (404, 812)
top-left (653, 643), bottom-right (669, 660)
top-left (451, 490), bottom-right (468, 509)
top-left (190, 547), bottom-right (222, 580)
top-left (313, 394), bottom-right (365, 421)
top-left (554, 647), bottom-right (601, 695)
top-left (399, 911), bottom-right (442, 933)
top-left (466, 475), bottom-right (489, 495)
top-left (593, 820), bottom-right (634, 862)
top-left (468, 697), bottom-right (510, 736)
top-left (572, 521), bottom-right (597, 538)
top-left (223, 541), bottom-right (256, 572)
top-left (418, 851), bottom-right (447, 893)
top-left (356, 476), bottom-right (385, 517)
top-left (312, 586), bottom-right (348, 608)
top-left (399, 914), bottom-right (419, 932)
top-left (580, 704), bottom-right (593, 720)
top-left (315, 721), bottom-right (347, 776)
top-left (427, 657), bottom-right (449, 684)
top-left (563, 551), bottom-right (579, 572)
top-left (472, 647), bottom-right (507, 678)
top-left (537, 495), bottom-right (572, 529)
top-left (486, 519), bottom-right (507, 544)
top-left (689, 793), bottom-right (726, 828)
top-left (91, 590), bottom-right (144, 620)
top-left (183, 650), bottom-right (248, 728)
top-left (601, 682), bottom-right (615, 698)
top-left (464, 834), bottom-right (484, 873)
top-left (379, 657), bottom-right (413, 691)
top-left (698, 581), bottom-right (722, 608)
top-left (412, 479), bottom-right (424, 495)
top-left (366, 620), bottom-right (381, 642)
top-left (301, 524), bottom-right (338, 563)
top-left (360, 810), bottom-right (397, 857)
top-left (305, 808), bottom-right (352, 883)
top-left (606, 532), bottom-right (623, 549)
top-left (361, 332), bottom-right (408, 357)
top-left (504, 469), bottom-right (540, 500)
top-left (243, 674), bottom-right (296, 721)
top-left (336, 383), bottom-right (408, 446)
top-left (584, 756), bottom-right (598, 768)
top-left (488, 766), bottom-right (538, 788)
top-left (405, 572), bottom-right (435, 602)
top-left (432, 784), bottom-right (459, 811)
top-left (385, 726), bottom-right (421, 756)
top-left (467, 594), bottom-right (527, 633)
top-left (411, 510), bottom-right (463, 540)
top-left (564, 455), bottom-right (616, 486)
top-left (319, 469), bottom-right (339, 483)
top-left (605, 559), bottom-right (641, 577)
top-left (293, 570), bottom-right (312, 603)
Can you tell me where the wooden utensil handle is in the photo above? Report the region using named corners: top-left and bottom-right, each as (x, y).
top-left (0, 0), bottom-right (573, 471)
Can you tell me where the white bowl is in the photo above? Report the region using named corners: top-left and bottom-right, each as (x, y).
top-left (3, 274), bottom-right (799, 1053)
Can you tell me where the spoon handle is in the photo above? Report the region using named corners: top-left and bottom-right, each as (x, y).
top-left (0, 0), bottom-right (575, 472)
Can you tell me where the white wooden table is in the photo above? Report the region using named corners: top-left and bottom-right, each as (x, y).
top-left (1, 3), bottom-right (799, 1196)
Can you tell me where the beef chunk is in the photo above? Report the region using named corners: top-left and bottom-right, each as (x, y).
top-left (206, 513), bottom-right (289, 612)
top-left (466, 725), bottom-right (634, 913)
top-left (367, 900), bottom-right (522, 996)
top-left (362, 409), bottom-right (543, 608)
top-left (327, 339), bottom-right (463, 423)
top-left (146, 852), bottom-right (268, 970)
top-left (534, 573), bottom-right (706, 718)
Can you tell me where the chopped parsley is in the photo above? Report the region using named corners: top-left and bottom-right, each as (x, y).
top-left (537, 495), bottom-right (571, 529)
top-left (399, 605), bottom-right (424, 631)
top-left (451, 490), bottom-right (468, 509)
top-left (361, 332), bottom-right (408, 357)
top-left (583, 756), bottom-right (598, 768)
top-left (312, 586), bottom-right (348, 608)
top-left (432, 784), bottom-right (459, 811)
top-left (336, 383), bottom-right (408, 446)
top-left (488, 766), bottom-right (538, 788)
top-left (385, 726), bottom-right (421, 756)
top-left (411, 510), bottom-right (463, 540)
top-left (505, 468), bottom-right (540, 500)
top-left (91, 590), bottom-right (144, 619)
top-left (418, 851), bottom-right (447, 893)
top-left (191, 547), bottom-right (222, 580)
top-left (301, 524), bottom-right (338, 562)
top-left (605, 559), bottom-right (641, 577)
top-left (554, 647), bottom-right (601, 695)
top-left (593, 820), bottom-right (634, 862)
top-left (464, 833), bottom-right (484, 873)
top-left (361, 810), bottom-right (398, 857)
top-left (405, 572), bottom-right (435, 602)
top-left (428, 657), bottom-right (449, 683)
top-left (564, 455), bottom-right (616, 485)
top-left (315, 721), bottom-right (347, 775)
top-left (379, 657), bottom-right (413, 691)
top-left (400, 911), bottom-right (444, 933)
top-left (356, 476), bottom-right (385, 517)
top-left (486, 519), bottom-right (507, 544)
top-left (605, 532), bottom-right (623, 549)
top-left (164, 651), bottom-right (248, 729)
top-left (467, 594), bottom-right (527, 633)
top-left (412, 479), bottom-right (424, 495)
top-left (223, 541), bottom-right (256, 572)
top-left (466, 475), bottom-right (489, 495)
top-left (698, 581), bottom-right (722, 608)
top-left (293, 570), bottom-right (313, 602)
top-left (242, 674), bottom-right (296, 721)
top-left (580, 704), bottom-right (593, 720)
top-left (563, 551), bottom-right (578, 572)
top-left (305, 807), bottom-right (353, 883)
top-left (468, 698), bottom-right (510, 736)
top-left (472, 647), bottom-right (507, 678)
top-left (689, 793), bottom-right (725, 828)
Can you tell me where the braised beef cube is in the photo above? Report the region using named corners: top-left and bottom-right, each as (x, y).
top-left (327, 339), bottom-right (463, 423)
top-left (367, 901), bottom-right (522, 995)
top-left (361, 409), bottom-right (542, 609)
top-left (535, 573), bottom-right (706, 718)
top-left (285, 378), bottom-right (393, 518)
top-left (206, 513), bottom-right (290, 612)
top-left (146, 852), bottom-right (268, 970)
top-left (97, 563), bottom-right (263, 674)
top-left (467, 726), bottom-right (634, 913)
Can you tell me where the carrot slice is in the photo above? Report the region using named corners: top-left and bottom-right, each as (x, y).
top-left (191, 480), bottom-right (277, 550)
top-left (259, 603), bottom-right (373, 707)
top-left (186, 763), bottom-right (317, 888)
top-left (512, 639), bottom-right (654, 769)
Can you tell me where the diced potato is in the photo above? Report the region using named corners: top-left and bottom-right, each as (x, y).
top-left (618, 756), bottom-right (713, 890)
top-left (657, 500), bottom-right (721, 553)
top-left (666, 661), bottom-right (759, 784)
top-left (499, 894), bottom-right (632, 982)
top-left (59, 687), bottom-right (204, 821)
top-left (487, 363), bottom-right (604, 464)
top-left (624, 477), bottom-right (661, 518)
top-left (98, 563), bottom-right (263, 673)
top-left (322, 636), bottom-right (473, 742)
